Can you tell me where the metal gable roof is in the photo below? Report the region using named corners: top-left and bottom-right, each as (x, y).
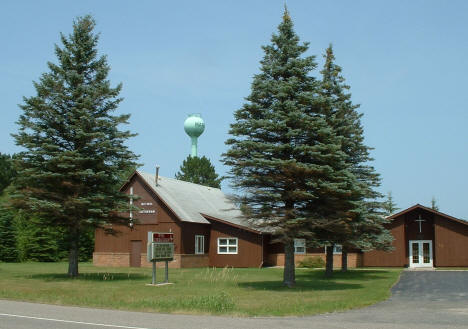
top-left (136, 171), bottom-right (251, 228)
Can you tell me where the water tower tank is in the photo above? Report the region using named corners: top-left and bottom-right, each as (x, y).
top-left (184, 114), bottom-right (205, 157)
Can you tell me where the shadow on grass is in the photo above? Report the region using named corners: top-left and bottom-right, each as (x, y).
top-left (30, 272), bottom-right (148, 282)
top-left (239, 269), bottom-right (393, 291)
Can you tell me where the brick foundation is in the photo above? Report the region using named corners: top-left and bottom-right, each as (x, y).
top-left (267, 253), bottom-right (362, 268)
top-left (93, 252), bottom-right (209, 268)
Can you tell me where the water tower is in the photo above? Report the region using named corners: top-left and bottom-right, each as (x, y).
top-left (184, 113), bottom-right (205, 157)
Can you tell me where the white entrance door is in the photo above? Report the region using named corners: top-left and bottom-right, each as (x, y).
top-left (409, 240), bottom-right (433, 267)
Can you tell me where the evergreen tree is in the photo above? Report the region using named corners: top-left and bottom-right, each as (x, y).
top-left (11, 16), bottom-right (138, 277)
top-left (0, 206), bottom-right (18, 262)
top-left (13, 211), bottom-right (62, 262)
top-left (319, 45), bottom-right (392, 275)
top-left (383, 191), bottom-right (399, 216)
top-left (0, 153), bottom-right (16, 194)
top-left (431, 196), bottom-right (439, 211)
top-left (223, 9), bottom-right (353, 287)
top-left (175, 155), bottom-right (222, 188)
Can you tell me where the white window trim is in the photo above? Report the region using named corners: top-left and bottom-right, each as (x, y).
top-left (294, 238), bottom-right (306, 254)
top-left (195, 235), bottom-right (204, 255)
top-left (217, 237), bottom-right (238, 255)
top-left (325, 244), bottom-right (342, 254)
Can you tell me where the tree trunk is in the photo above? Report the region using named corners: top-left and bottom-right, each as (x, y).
top-left (325, 244), bottom-right (334, 278)
top-left (68, 225), bottom-right (80, 278)
top-left (341, 246), bottom-right (348, 272)
top-left (283, 239), bottom-right (296, 288)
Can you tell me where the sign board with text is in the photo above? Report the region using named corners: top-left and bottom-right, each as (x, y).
top-left (147, 232), bottom-right (174, 262)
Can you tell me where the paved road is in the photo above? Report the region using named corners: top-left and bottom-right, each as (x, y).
top-left (1, 271), bottom-right (468, 329)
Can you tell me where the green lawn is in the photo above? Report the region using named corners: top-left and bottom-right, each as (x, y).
top-left (0, 262), bottom-right (401, 316)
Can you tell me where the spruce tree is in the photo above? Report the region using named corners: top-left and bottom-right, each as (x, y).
top-left (12, 16), bottom-right (138, 276)
top-left (383, 191), bottom-right (400, 216)
top-left (431, 196), bottom-right (439, 211)
top-left (223, 9), bottom-right (352, 287)
top-left (0, 206), bottom-right (18, 262)
top-left (319, 45), bottom-right (392, 275)
top-left (175, 155), bottom-right (222, 188)
top-left (0, 153), bottom-right (16, 194)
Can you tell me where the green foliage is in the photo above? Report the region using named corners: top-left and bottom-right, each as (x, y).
top-left (11, 15), bottom-right (138, 276)
top-left (0, 153), bottom-right (16, 194)
top-left (382, 191), bottom-right (400, 216)
top-left (14, 211), bottom-right (62, 262)
top-left (318, 45), bottom-right (393, 270)
top-left (431, 196), bottom-right (439, 211)
top-left (298, 256), bottom-right (325, 268)
top-left (223, 9), bottom-right (357, 286)
top-left (175, 155), bottom-right (222, 188)
top-left (0, 206), bottom-right (18, 262)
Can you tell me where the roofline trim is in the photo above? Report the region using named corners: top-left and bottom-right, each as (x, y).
top-left (388, 204), bottom-right (468, 226)
top-left (122, 171), bottom-right (187, 224)
top-left (201, 213), bottom-right (262, 234)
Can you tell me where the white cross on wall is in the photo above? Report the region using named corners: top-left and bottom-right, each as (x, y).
top-left (415, 215), bottom-right (426, 233)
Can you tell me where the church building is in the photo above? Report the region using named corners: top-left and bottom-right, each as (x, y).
top-left (93, 171), bottom-right (468, 268)
top-left (362, 204), bottom-right (468, 267)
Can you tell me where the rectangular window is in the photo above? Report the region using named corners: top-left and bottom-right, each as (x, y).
top-left (294, 239), bottom-right (306, 254)
top-left (195, 235), bottom-right (204, 254)
top-left (325, 244), bottom-right (343, 254)
top-left (217, 237), bottom-right (238, 254)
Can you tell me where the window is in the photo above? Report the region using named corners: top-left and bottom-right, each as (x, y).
top-left (195, 235), bottom-right (204, 254)
top-left (294, 239), bottom-right (306, 254)
top-left (325, 244), bottom-right (342, 254)
top-left (217, 238), bottom-right (238, 254)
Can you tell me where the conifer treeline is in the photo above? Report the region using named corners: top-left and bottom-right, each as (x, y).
top-left (0, 156), bottom-right (94, 263)
top-left (223, 9), bottom-right (392, 285)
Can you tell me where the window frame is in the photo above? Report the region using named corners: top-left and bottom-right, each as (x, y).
top-left (195, 235), bottom-right (205, 255)
top-left (217, 237), bottom-right (238, 255)
top-left (325, 244), bottom-right (343, 254)
top-left (294, 238), bottom-right (306, 254)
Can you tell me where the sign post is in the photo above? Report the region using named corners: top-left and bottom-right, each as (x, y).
top-left (147, 232), bottom-right (174, 286)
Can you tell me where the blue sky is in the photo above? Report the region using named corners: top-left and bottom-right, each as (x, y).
top-left (1, 1), bottom-right (467, 219)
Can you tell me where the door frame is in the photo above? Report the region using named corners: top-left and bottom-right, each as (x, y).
top-left (409, 240), bottom-right (433, 268)
top-left (130, 240), bottom-right (142, 267)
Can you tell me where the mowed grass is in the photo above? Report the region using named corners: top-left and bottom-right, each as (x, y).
top-left (0, 262), bottom-right (402, 316)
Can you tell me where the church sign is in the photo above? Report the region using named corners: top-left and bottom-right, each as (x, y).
top-left (147, 232), bottom-right (174, 285)
top-left (147, 232), bottom-right (174, 261)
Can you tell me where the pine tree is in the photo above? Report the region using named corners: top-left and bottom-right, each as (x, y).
top-left (11, 16), bottom-right (138, 276)
top-left (223, 9), bottom-right (353, 287)
top-left (319, 45), bottom-right (392, 275)
top-left (383, 191), bottom-right (399, 216)
top-left (0, 153), bottom-right (16, 194)
top-left (0, 206), bottom-right (18, 262)
top-left (431, 196), bottom-right (439, 211)
top-left (175, 156), bottom-right (222, 188)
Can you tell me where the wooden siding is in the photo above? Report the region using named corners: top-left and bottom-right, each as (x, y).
top-left (434, 214), bottom-right (468, 266)
top-left (362, 217), bottom-right (406, 266)
top-left (95, 223), bottom-right (182, 254)
top-left (180, 222), bottom-right (211, 254)
top-left (122, 174), bottom-right (179, 225)
top-left (95, 174), bottom-right (184, 255)
top-left (207, 219), bottom-right (263, 267)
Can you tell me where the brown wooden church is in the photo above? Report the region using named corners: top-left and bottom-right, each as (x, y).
top-left (93, 171), bottom-right (468, 268)
top-left (362, 204), bottom-right (468, 268)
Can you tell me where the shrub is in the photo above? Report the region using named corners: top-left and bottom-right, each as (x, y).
top-left (298, 256), bottom-right (325, 268)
